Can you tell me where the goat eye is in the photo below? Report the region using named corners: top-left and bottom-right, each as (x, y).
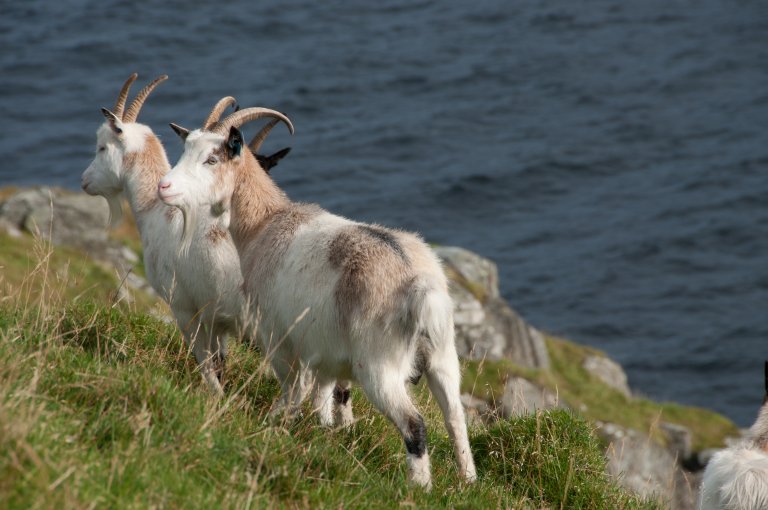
top-left (205, 156), bottom-right (218, 165)
top-left (98, 146), bottom-right (106, 152)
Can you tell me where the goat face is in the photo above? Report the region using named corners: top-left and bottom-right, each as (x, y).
top-left (82, 109), bottom-right (152, 226)
top-left (159, 127), bottom-right (242, 247)
top-left (81, 111), bottom-right (127, 197)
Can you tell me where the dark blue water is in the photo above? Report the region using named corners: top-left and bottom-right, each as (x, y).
top-left (1, 0), bottom-right (766, 426)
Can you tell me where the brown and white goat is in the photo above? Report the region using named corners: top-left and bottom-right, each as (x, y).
top-left (158, 106), bottom-right (477, 488)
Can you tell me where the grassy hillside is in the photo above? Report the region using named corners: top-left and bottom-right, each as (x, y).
top-left (0, 234), bottom-right (658, 509)
top-left (0, 303), bottom-right (658, 509)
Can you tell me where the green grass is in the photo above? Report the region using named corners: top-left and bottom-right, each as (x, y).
top-left (0, 231), bottom-right (119, 308)
top-left (0, 228), bottom-right (160, 315)
top-left (462, 336), bottom-right (740, 451)
top-left (0, 302), bottom-right (658, 509)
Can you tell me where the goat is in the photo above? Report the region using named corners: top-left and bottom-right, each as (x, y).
top-left (698, 361), bottom-right (768, 510)
top-left (158, 105), bottom-right (477, 488)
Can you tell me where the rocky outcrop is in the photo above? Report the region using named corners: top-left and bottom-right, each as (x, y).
top-left (598, 421), bottom-right (699, 510)
top-left (500, 377), bottom-right (563, 418)
top-left (0, 187), bottom-right (154, 299)
top-left (435, 246), bottom-right (550, 369)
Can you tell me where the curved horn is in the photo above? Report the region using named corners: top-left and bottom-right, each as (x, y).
top-left (203, 96), bottom-right (238, 130)
top-left (210, 107), bottom-right (294, 137)
top-left (114, 73), bottom-right (138, 119)
top-left (248, 119), bottom-right (279, 153)
top-left (123, 74), bottom-right (169, 123)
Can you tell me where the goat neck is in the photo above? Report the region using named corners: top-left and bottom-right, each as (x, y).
top-left (228, 150), bottom-right (290, 251)
top-left (121, 132), bottom-right (172, 224)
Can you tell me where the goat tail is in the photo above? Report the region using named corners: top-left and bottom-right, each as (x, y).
top-left (404, 276), bottom-right (454, 352)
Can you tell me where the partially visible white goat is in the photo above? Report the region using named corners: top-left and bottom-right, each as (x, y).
top-left (158, 106), bottom-right (477, 488)
top-left (698, 362), bottom-right (768, 510)
top-left (81, 74), bottom-right (242, 395)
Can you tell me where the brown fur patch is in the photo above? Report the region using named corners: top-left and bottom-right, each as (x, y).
top-left (206, 225), bottom-right (228, 245)
top-left (225, 150), bottom-right (291, 248)
top-left (328, 225), bottom-right (415, 330)
top-left (123, 135), bottom-right (169, 212)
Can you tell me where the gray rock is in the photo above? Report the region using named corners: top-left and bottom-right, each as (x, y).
top-left (0, 187), bottom-right (55, 228)
top-left (598, 422), bottom-right (697, 510)
top-left (582, 354), bottom-right (631, 397)
top-left (0, 217), bottom-right (22, 238)
top-left (660, 421), bottom-right (692, 462)
top-left (436, 245), bottom-right (550, 369)
top-left (501, 377), bottom-right (562, 418)
top-left (485, 297), bottom-right (550, 369)
top-left (434, 245), bottom-right (499, 301)
top-left (461, 393), bottom-right (492, 426)
top-left (23, 192), bottom-right (110, 247)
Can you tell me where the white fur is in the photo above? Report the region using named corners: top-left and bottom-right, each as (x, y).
top-left (699, 446), bottom-right (768, 510)
top-left (160, 129), bottom-right (477, 488)
top-left (699, 400), bottom-right (768, 510)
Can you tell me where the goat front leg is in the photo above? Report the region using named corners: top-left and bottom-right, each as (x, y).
top-left (175, 309), bottom-right (224, 397)
top-left (312, 376), bottom-right (336, 427)
top-left (209, 323), bottom-right (230, 388)
top-left (267, 346), bottom-right (308, 422)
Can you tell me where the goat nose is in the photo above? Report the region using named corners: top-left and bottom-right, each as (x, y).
top-left (158, 180), bottom-right (171, 191)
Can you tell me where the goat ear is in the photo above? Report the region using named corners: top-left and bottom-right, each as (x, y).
top-left (169, 123), bottom-right (190, 141)
top-left (101, 108), bottom-right (123, 134)
top-left (270, 147), bottom-right (291, 163)
top-left (226, 126), bottom-right (243, 159)
top-left (253, 147), bottom-right (291, 174)
top-left (764, 360), bottom-right (767, 402)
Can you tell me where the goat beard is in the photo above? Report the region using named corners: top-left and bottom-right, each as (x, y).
top-left (106, 194), bottom-right (123, 229)
top-left (177, 204), bottom-right (195, 257)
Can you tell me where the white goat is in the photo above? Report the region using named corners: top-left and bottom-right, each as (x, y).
top-left (158, 106), bottom-right (477, 488)
top-left (698, 362), bottom-right (768, 510)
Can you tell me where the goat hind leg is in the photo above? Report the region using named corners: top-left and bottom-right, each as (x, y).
top-left (425, 344), bottom-right (476, 482)
top-left (358, 369), bottom-right (431, 489)
top-left (333, 380), bottom-right (354, 427)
